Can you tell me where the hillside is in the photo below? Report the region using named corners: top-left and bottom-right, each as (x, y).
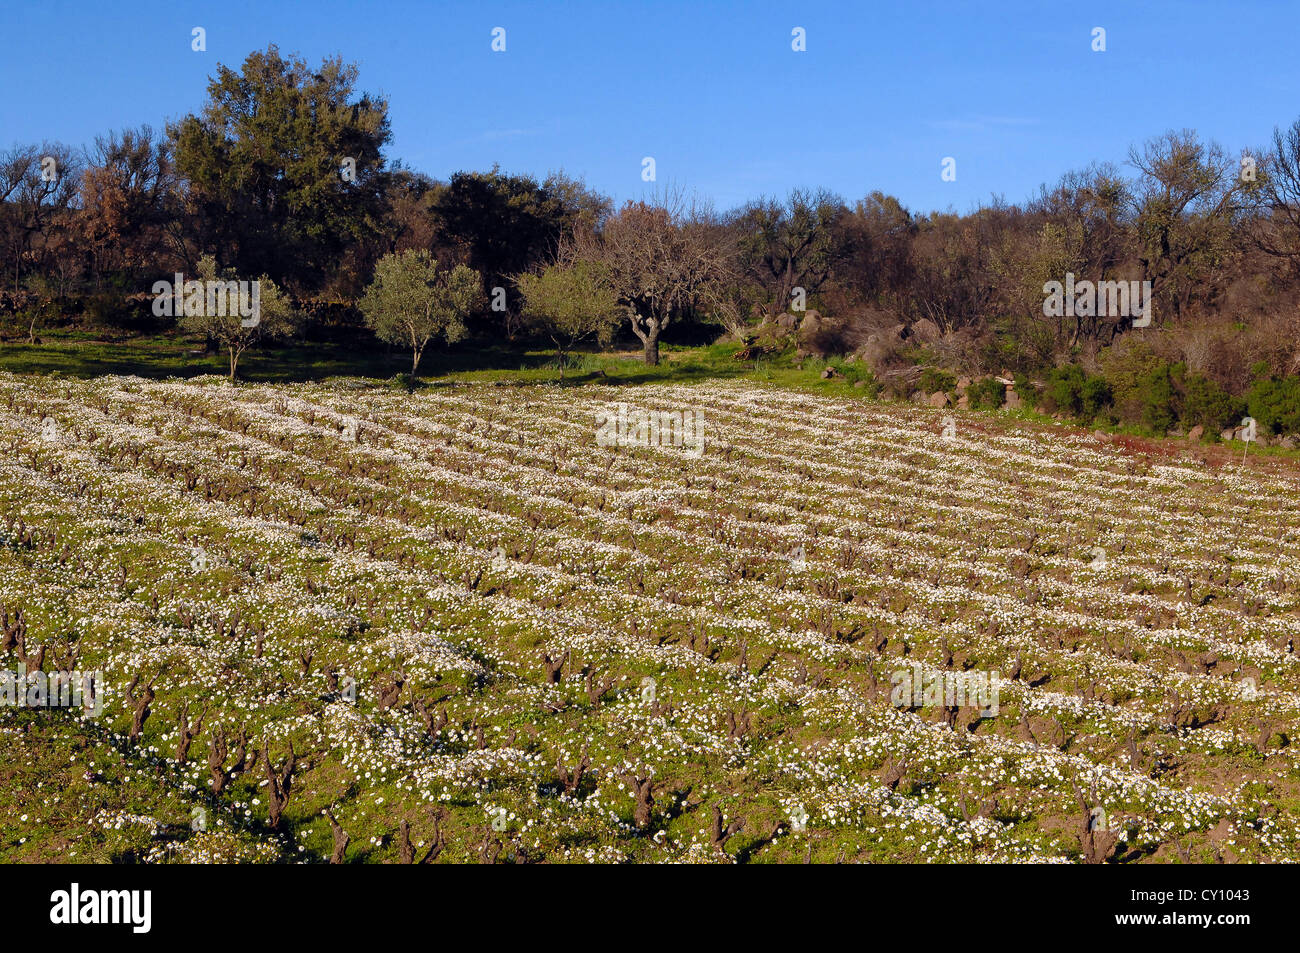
top-left (2, 374), bottom-right (1298, 863)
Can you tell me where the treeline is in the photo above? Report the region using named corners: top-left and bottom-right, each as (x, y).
top-left (4, 45), bottom-right (1300, 434)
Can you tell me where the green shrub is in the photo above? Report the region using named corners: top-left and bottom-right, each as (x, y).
top-left (1180, 370), bottom-right (1243, 431)
top-left (1247, 374), bottom-right (1300, 435)
top-left (1013, 373), bottom-right (1036, 405)
top-left (918, 367), bottom-right (956, 394)
top-left (831, 360), bottom-right (880, 396)
top-left (1137, 363), bottom-right (1177, 435)
top-left (966, 377), bottom-right (1006, 410)
top-left (1080, 375), bottom-right (1113, 418)
top-left (1044, 364), bottom-right (1086, 415)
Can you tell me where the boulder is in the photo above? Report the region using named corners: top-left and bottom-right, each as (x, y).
top-left (775, 312), bottom-right (799, 331)
top-left (1280, 436), bottom-right (1297, 450)
top-left (911, 318), bottom-right (941, 345)
top-left (956, 377), bottom-right (972, 393)
top-left (956, 394), bottom-right (970, 410)
top-left (795, 310), bottom-right (833, 359)
top-left (1221, 428), bottom-right (1236, 442)
top-left (1004, 391), bottom-right (1024, 410)
top-left (1187, 425), bottom-right (1204, 442)
top-left (928, 391), bottom-right (950, 408)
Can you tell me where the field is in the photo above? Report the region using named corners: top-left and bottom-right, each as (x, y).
top-left (1, 371), bottom-right (1298, 864)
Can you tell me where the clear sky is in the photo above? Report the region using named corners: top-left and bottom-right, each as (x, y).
top-left (4, 0), bottom-right (1298, 215)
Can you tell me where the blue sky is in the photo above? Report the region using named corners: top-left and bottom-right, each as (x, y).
top-left (4, 0), bottom-right (1298, 215)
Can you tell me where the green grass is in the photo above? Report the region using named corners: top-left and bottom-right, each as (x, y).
top-left (0, 330), bottom-right (883, 395)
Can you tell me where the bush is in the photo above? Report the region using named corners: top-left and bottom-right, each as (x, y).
top-left (1044, 364), bottom-right (1087, 415)
top-left (1179, 368), bottom-right (1243, 431)
top-left (1138, 363), bottom-right (1177, 435)
top-left (1041, 364), bottom-right (1115, 423)
top-left (918, 367), bottom-right (956, 394)
top-left (1080, 375), bottom-right (1113, 419)
top-left (836, 360), bottom-right (881, 397)
top-left (82, 292), bottom-right (136, 329)
top-left (1247, 373), bottom-right (1300, 435)
top-left (966, 377), bottom-right (1006, 410)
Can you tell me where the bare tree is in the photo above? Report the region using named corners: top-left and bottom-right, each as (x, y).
top-left (1127, 130), bottom-right (1245, 323)
top-left (564, 188), bottom-right (732, 365)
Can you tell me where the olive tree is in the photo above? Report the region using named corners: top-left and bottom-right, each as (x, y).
top-left (515, 261), bottom-right (620, 378)
top-left (172, 255), bottom-right (299, 383)
top-left (358, 249), bottom-right (481, 386)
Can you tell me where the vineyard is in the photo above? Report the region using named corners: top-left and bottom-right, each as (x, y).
top-left (1, 372), bottom-right (1298, 863)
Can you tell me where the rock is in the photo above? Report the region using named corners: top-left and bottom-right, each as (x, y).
top-left (956, 377), bottom-right (972, 393)
top-left (911, 318), bottom-right (941, 345)
top-left (956, 394), bottom-right (970, 410)
top-left (1093, 429), bottom-right (1108, 441)
top-left (928, 391), bottom-right (950, 408)
top-left (820, 367), bottom-right (844, 380)
top-left (795, 310), bottom-right (832, 359)
top-left (775, 312), bottom-right (799, 331)
top-left (1255, 435), bottom-right (1270, 448)
top-left (1280, 436), bottom-right (1297, 450)
top-left (1004, 391), bottom-right (1024, 410)
top-left (1221, 428), bottom-right (1236, 442)
top-left (1187, 425), bottom-right (1204, 442)
top-left (853, 379), bottom-right (867, 389)
top-left (910, 391), bottom-right (927, 404)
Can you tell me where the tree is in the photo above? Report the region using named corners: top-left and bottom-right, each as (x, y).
top-left (77, 126), bottom-right (179, 289)
top-left (515, 261), bottom-right (620, 378)
top-left (358, 250), bottom-right (480, 386)
top-left (1127, 130), bottom-right (1245, 323)
top-left (168, 45), bottom-right (391, 292)
top-left (838, 191), bottom-right (916, 312)
top-left (0, 143), bottom-right (81, 293)
top-left (173, 255), bottom-right (299, 382)
top-left (1011, 164), bottom-right (1140, 349)
top-left (429, 168), bottom-right (610, 336)
top-left (733, 188), bottom-right (844, 314)
top-left (1253, 117), bottom-right (1300, 270)
top-left (567, 191), bottom-right (732, 365)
